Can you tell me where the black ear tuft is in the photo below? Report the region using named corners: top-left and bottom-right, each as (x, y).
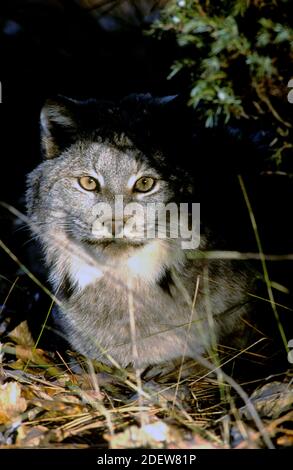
top-left (40, 96), bottom-right (79, 159)
top-left (121, 93), bottom-right (179, 109)
top-left (152, 95), bottom-right (179, 106)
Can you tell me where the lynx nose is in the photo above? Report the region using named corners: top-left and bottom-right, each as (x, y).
top-left (103, 216), bottom-right (131, 237)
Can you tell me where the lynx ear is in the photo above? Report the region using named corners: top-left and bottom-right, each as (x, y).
top-left (152, 95), bottom-right (179, 106)
top-left (122, 93), bottom-right (179, 107)
top-left (40, 98), bottom-right (78, 159)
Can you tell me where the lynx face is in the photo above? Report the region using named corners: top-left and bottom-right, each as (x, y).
top-left (34, 137), bottom-right (178, 251)
top-left (26, 96), bottom-right (195, 288)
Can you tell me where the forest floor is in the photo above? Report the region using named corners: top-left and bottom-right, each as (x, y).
top-left (0, 316), bottom-right (292, 449)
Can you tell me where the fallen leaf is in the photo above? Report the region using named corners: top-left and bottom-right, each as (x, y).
top-left (8, 321), bottom-right (35, 347)
top-left (0, 382), bottom-right (27, 424)
top-left (276, 434), bottom-right (293, 447)
top-left (16, 424), bottom-right (48, 446)
top-left (240, 381), bottom-right (293, 420)
top-left (106, 421), bottom-right (170, 449)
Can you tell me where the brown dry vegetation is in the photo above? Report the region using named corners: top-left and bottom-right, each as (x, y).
top-left (0, 310), bottom-right (292, 449)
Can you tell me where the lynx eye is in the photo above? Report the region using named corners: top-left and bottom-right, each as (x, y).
top-left (78, 176), bottom-right (99, 191)
top-left (133, 176), bottom-right (156, 193)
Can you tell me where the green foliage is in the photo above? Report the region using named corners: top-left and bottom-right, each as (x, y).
top-left (150, 0), bottom-right (293, 165)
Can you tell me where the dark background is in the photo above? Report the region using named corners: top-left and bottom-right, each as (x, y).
top-left (0, 0), bottom-right (179, 202)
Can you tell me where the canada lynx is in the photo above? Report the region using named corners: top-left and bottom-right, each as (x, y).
top-left (26, 95), bottom-right (251, 367)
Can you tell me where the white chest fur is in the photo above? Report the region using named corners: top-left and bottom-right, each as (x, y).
top-left (66, 239), bottom-right (183, 291)
top-left (69, 255), bottom-right (104, 290)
